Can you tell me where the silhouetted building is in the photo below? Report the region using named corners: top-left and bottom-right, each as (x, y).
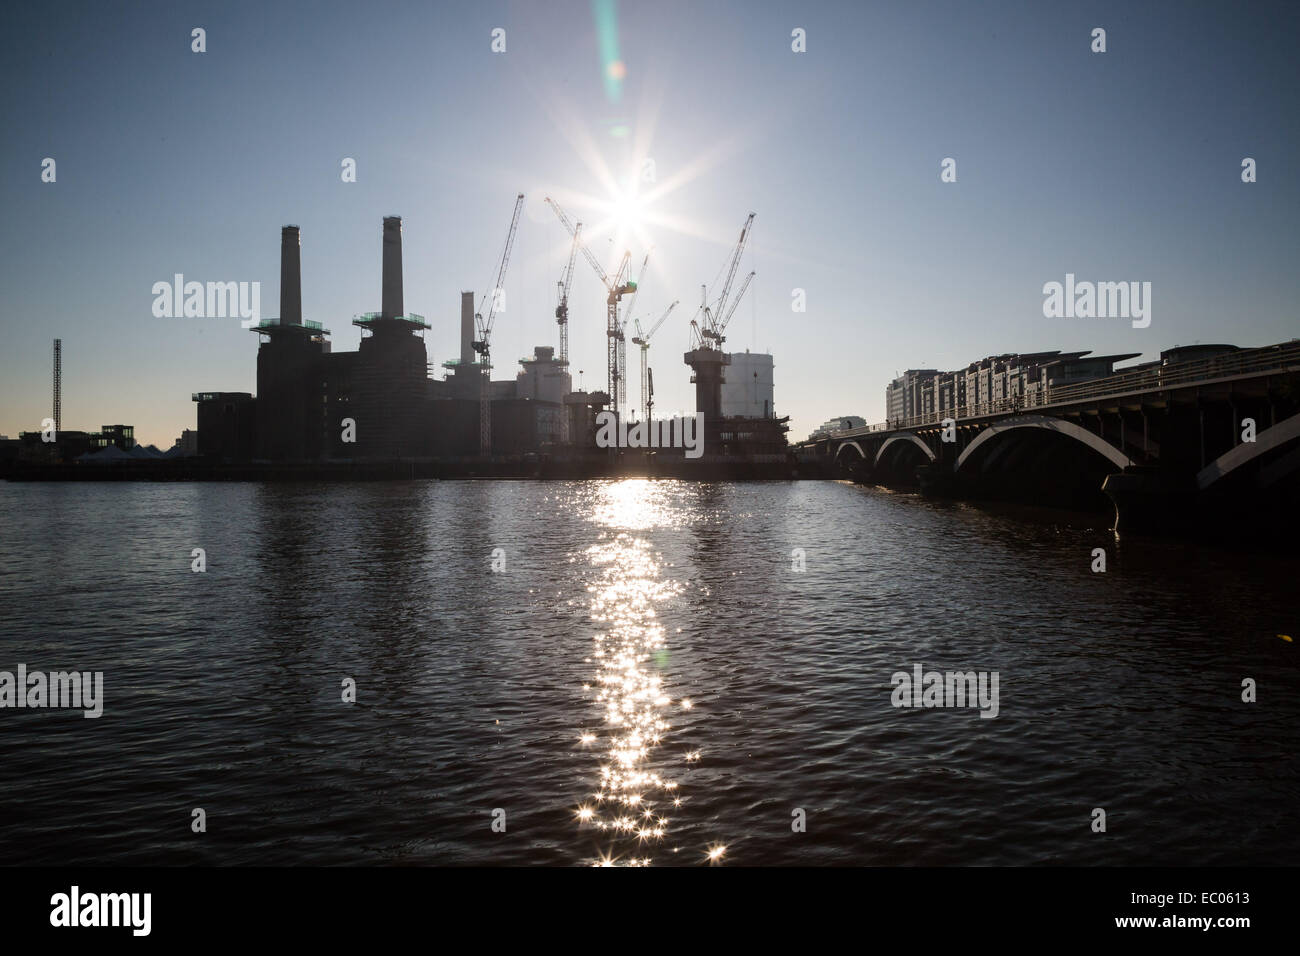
top-left (174, 429), bottom-right (199, 457)
top-left (344, 216), bottom-right (437, 458)
top-left (193, 392), bottom-right (256, 461)
top-left (14, 424), bottom-right (138, 462)
top-left (251, 226), bottom-right (332, 460)
top-left (195, 218), bottom-right (589, 462)
top-left (91, 424), bottom-right (135, 452)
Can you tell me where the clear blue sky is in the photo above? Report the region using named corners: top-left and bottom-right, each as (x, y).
top-left (2, 0), bottom-right (1297, 446)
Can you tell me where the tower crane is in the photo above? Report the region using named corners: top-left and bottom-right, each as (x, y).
top-left (631, 299), bottom-right (679, 421)
top-left (554, 222), bottom-right (582, 365)
top-left (684, 213), bottom-right (755, 430)
top-left (618, 251), bottom-right (650, 413)
top-left (544, 196), bottom-right (637, 415)
top-left (713, 271), bottom-right (755, 348)
top-left (689, 284), bottom-right (708, 349)
top-left (699, 212), bottom-right (755, 349)
top-left (475, 192), bottom-right (524, 456)
top-left (616, 317), bottom-right (628, 413)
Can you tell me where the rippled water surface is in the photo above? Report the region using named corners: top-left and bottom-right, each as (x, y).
top-left (1, 480), bottom-right (1297, 866)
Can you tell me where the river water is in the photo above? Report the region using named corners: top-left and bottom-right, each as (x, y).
top-left (1, 479), bottom-right (1296, 866)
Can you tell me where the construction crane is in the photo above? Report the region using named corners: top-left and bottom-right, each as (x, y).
top-left (616, 318), bottom-right (628, 413)
top-left (685, 213), bottom-right (755, 429)
top-left (554, 221), bottom-right (582, 365)
top-left (475, 192), bottom-right (525, 456)
top-left (689, 285), bottom-right (707, 349)
top-left (544, 196), bottom-right (637, 415)
top-left (623, 252), bottom-right (649, 329)
top-left (714, 271), bottom-right (755, 345)
top-left (608, 250), bottom-right (632, 412)
top-left (618, 252), bottom-right (649, 413)
top-left (631, 300), bottom-right (679, 421)
top-left (697, 212), bottom-right (755, 350)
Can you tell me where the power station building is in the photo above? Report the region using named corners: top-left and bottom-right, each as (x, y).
top-left (193, 219), bottom-right (603, 462)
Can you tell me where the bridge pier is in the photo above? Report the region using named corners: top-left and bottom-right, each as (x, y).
top-left (916, 461), bottom-right (957, 497)
top-left (1101, 467), bottom-right (1196, 533)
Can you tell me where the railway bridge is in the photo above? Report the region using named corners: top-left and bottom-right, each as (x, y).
top-left (798, 340), bottom-right (1300, 533)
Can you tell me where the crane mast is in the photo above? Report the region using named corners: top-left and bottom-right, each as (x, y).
top-left (631, 299), bottom-right (678, 422)
top-left (555, 222), bottom-right (582, 365)
top-left (609, 251), bottom-right (632, 413)
top-left (704, 212), bottom-right (755, 347)
top-left (618, 252), bottom-right (648, 415)
top-left (544, 196), bottom-right (637, 416)
top-left (475, 192), bottom-right (524, 456)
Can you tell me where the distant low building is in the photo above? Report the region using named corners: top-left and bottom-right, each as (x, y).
top-left (13, 424), bottom-right (138, 463)
top-left (807, 416), bottom-right (866, 441)
top-left (174, 429), bottom-right (199, 457)
top-left (92, 424), bottom-right (135, 451)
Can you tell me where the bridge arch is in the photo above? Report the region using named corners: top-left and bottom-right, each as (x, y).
top-left (955, 415), bottom-right (1132, 472)
top-left (1197, 411), bottom-right (1300, 490)
top-left (874, 432), bottom-right (936, 467)
top-left (834, 440), bottom-right (867, 463)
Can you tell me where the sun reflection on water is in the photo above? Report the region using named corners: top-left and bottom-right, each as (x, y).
top-left (576, 480), bottom-right (704, 866)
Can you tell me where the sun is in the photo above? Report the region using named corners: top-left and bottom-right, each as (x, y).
top-left (518, 66), bottom-right (762, 292)
top-left (610, 190), bottom-right (647, 234)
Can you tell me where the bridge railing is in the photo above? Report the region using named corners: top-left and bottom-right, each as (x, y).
top-left (823, 340), bottom-right (1300, 439)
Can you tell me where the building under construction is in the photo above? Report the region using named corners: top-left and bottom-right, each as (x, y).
top-left (682, 214), bottom-right (790, 459)
top-left (193, 218), bottom-right (608, 463)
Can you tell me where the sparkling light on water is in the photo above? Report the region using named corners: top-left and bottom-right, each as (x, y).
top-left (575, 481), bottom-right (715, 866)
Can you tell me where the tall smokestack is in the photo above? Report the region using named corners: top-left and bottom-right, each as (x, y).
top-left (280, 225), bottom-right (302, 325)
top-left (382, 216), bottom-right (403, 319)
top-left (461, 291), bottom-right (475, 364)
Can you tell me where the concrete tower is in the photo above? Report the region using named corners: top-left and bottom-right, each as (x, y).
top-left (351, 215), bottom-right (433, 458)
top-left (685, 347), bottom-right (731, 429)
top-left (382, 216), bottom-right (403, 320)
top-left (461, 291), bottom-right (475, 366)
top-left (280, 225), bottom-right (302, 325)
top-left (255, 224), bottom-right (331, 460)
